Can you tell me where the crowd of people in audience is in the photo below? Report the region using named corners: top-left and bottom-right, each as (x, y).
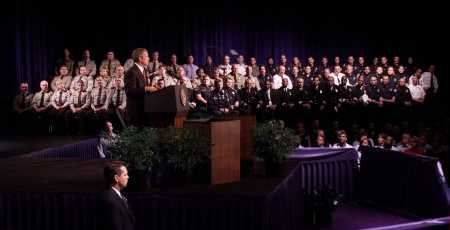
top-left (12, 48), bottom-right (446, 163)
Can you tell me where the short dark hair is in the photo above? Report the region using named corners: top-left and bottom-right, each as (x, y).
top-left (132, 48), bottom-right (148, 62)
top-left (337, 130), bottom-right (347, 137)
top-left (104, 162), bottom-right (126, 186)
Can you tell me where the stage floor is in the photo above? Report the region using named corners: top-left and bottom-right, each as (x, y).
top-left (0, 136), bottom-right (438, 230)
top-left (0, 135), bottom-right (93, 159)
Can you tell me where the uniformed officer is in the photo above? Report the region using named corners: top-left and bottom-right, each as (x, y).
top-left (325, 77), bottom-right (340, 125)
top-left (379, 75), bottom-right (396, 122)
top-left (302, 65), bottom-right (315, 88)
top-left (100, 51), bottom-right (121, 78)
top-left (306, 56), bottom-right (319, 76)
top-left (266, 57), bottom-right (277, 76)
top-left (338, 77), bottom-right (354, 126)
top-left (227, 64), bottom-right (245, 90)
top-left (167, 54), bottom-right (180, 77)
top-left (151, 65), bottom-right (176, 87)
top-left (192, 68), bottom-right (207, 89)
top-left (193, 75), bottom-right (213, 115)
top-left (148, 51), bottom-right (162, 77)
top-left (360, 66), bottom-right (373, 86)
top-left (208, 78), bottom-right (231, 116)
top-left (364, 76), bottom-right (382, 123)
top-left (218, 55), bottom-right (232, 76)
top-left (394, 77), bottom-right (412, 122)
top-left (319, 57), bottom-right (330, 74)
top-left (345, 65), bottom-right (358, 86)
top-left (380, 56), bottom-right (389, 73)
top-left (90, 78), bottom-right (111, 131)
top-left (108, 77), bottom-right (127, 129)
top-left (245, 66), bottom-right (261, 91)
top-left (309, 76), bottom-right (326, 120)
top-left (249, 57), bottom-right (259, 78)
top-left (203, 55), bottom-right (217, 78)
top-left (355, 56), bottom-right (365, 74)
top-left (176, 67), bottom-right (194, 89)
top-left (71, 66), bottom-right (94, 93)
top-left (351, 76), bottom-right (366, 124)
top-left (66, 80), bottom-right (91, 134)
top-left (224, 77), bottom-right (240, 114)
top-left (50, 79), bottom-right (71, 133)
top-left (112, 65), bottom-right (126, 83)
top-left (97, 66), bottom-right (113, 89)
top-left (387, 66), bottom-right (399, 88)
top-left (51, 65), bottom-right (73, 92)
top-left (54, 48), bottom-right (75, 76)
top-left (77, 49), bottom-right (97, 77)
top-left (257, 66), bottom-right (272, 90)
top-left (32, 80), bottom-right (53, 134)
top-left (396, 65), bottom-right (408, 82)
top-left (280, 54), bottom-right (291, 75)
top-left (290, 66), bottom-right (302, 83)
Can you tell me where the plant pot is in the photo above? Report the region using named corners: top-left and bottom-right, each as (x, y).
top-left (265, 160), bottom-right (282, 177)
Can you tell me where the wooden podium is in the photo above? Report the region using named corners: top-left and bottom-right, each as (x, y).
top-left (239, 115), bottom-right (256, 160)
top-left (144, 85), bottom-right (191, 128)
top-left (184, 119), bottom-right (241, 185)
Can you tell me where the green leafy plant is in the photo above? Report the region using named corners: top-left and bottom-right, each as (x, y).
top-left (108, 126), bottom-right (160, 172)
top-left (157, 127), bottom-right (210, 174)
top-left (254, 120), bottom-right (300, 164)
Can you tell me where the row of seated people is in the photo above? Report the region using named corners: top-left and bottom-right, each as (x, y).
top-left (47, 57), bottom-right (438, 97)
top-left (13, 76), bottom-right (126, 134)
top-left (54, 48), bottom-right (426, 81)
top-left (13, 61), bottom-right (437, 134)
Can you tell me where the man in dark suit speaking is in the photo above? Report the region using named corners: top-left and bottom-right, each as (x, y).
top-left (125, 48), bottom-right (152, 126)
top-left (99, 163), bottom-right (135, 230)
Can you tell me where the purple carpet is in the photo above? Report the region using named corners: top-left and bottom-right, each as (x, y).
top-left (319, 204), bottom-right (414, 230)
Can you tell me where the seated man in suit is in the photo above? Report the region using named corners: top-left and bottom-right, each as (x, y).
top-left (257, 79), bottom-right (280, 121)
top-left (99, 163), bottom-right (135, 230)
top-left (13, 82), bottom-right (34, 134)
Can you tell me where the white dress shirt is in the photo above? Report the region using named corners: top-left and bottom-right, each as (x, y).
top-left (420, 72), bottom-right (438, 93)
top-left (408, 84), bottom-right (426, 102)
top-left (330, 72), bottom-right (346, 85)
top-left (272, 74), bottom-right (293, 89)
top-left (111, 186), bottom-right (123, 199)
top-left (135, 63), bottom-right (145, 75)
top-left (237, 64), bottom-right (247, 76)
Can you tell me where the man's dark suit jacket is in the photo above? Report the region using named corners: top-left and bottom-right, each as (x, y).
top-left (99, 188), bottom-right (135, 230)
top-left (125, 64), bottom-right (146, 126)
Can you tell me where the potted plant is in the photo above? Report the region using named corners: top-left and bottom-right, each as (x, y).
top-left (254, 120), bottom-right (300, 177)
top-left (157, 127), bottom-right (210, 186)
top-left (108, 126), bottom-right (161, 191)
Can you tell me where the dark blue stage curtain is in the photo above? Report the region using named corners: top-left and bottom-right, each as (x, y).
top-left (12, 4), bottom-right (440, 94)
top-left (359, 148), bottom-right (450, 218)
top-left (290, 148), bottom-right (359, 201)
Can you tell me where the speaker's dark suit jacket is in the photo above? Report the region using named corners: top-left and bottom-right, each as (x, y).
top-left (125, 64), bottom-right (146, 126)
